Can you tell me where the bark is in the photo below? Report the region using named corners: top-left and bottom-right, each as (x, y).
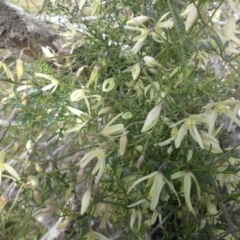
top-left (0, 0), bottom-right (65, 58)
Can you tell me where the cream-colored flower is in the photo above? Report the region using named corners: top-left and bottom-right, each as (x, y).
top-left (41, 46), bottom-right (56, 58)
top-left (204, 193), bottom-right (218, 215)
top-left (70, 88), bottom-right (86, 101)
top-left (153, 12), bottom-right (174, 41)
top-left (200, 131), bottom-right (222, 153)
top-left (78, 148), bottom-right (106, 183)
top-left (149, 171), bottom-right (165, 210)
top-left (128, 171), bottom-right (157, 194)
top-left (102, 78), bottom-right (115, 92)
top-left (171, 114), bottom-right (209, 148)
top-left (66, 106), bottom-right (90, 121)
top-left (128, 170), bottom-right (180, 211)
top-left (155, 127), bottom-right (178, 151)
top-left (70, 88), bottom-right (91, 115)
top-left (204, 100), bottom-right (240, 134)
top-left (124, 25), bottom-right (149, 54)
top-left (131, 29), bottom-right (149, 54)
top-left (65, 119), bottom-right (88, 133)
top-left (144, 82), bottom-right (160, 98)
top-left (36, 73), bottom-right (59, 93)
top-left (181, 3), bottom-right (198, 31)
top-left (171, 171), bottom-right (201, 215)
top-left (130, 208), bottom-right (142, 230)
top-left (86, 65), bottom-right (100, 89)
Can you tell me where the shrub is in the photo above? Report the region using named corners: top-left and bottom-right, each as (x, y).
top-left (1, 0), bottom-right (240, 239)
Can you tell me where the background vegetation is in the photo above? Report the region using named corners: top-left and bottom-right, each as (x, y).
top-left (1, 0), bottom-right (240, 239)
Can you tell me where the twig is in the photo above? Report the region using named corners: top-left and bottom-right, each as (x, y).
top-left (213, 180), bottom-right (238, 240)
top-left (0, 109), bottom-right (19, 143)
top-left (215, 228), bottom-right (239, 240)
top-left (146, 206), bottom-right (180, 240)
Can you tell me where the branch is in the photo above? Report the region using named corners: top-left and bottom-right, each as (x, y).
top-left (146, 206), bottom-right (180, 240)
top-left (0, 108), bottom-right (19, 143)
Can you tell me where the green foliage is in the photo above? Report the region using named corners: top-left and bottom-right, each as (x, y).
top-left (1, 0), bottom-right (240, 239)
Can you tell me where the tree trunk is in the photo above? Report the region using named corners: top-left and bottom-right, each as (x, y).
top-left (0, 0), bottom-right (65, 58)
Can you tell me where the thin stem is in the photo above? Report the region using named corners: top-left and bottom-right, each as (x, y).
top-left (146, 206), bottom-right (180, 240)
top-left (0, 109), bottom-right (19, 143)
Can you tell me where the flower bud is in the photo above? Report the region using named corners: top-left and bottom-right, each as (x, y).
top-left (118, 131), bottom-right (128, 156)
top-left (26, 140), bottom-right (33, 152)
top-left (101, 124), bottom-right (124, 136)
top-left (77, 168), bottom-right (85, 182)
top-left (143, 56), bottom-right (161, 67)
top-left (201, 10), bottom-right (208, 24)
top-left (126, 16), bottom-right (150, 26)
top-left (141, 103), bottom-right (162, 132)
top-left (12, 142), bottom-right (20, 155)
top-left (223, 15), bottom-right (236, 40)
top-left (65, 187), bottom-right (74, 201)
top-left (137, 155), bottom-right (145, 168)
top-left (98, 106), bottom-right (112, 115)
top-left (34, 190), bottom-right (42, 205)
top-left (132, 63), bottom-right (141, 80)
top-left (35, 163), bottom-right (44, 173)
top-left (81, 189), bottom-right (91, 215)
top-left (21, 95), bottom-right (28, 105)
top-left (16, 59), bottom-right (23, 80)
